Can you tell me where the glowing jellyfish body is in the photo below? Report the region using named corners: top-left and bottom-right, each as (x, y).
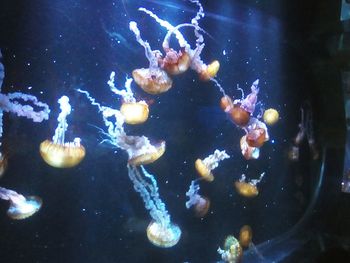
top-left (220, 95), bottom-right (234, 113)
top-left (199, 60), bottom-right (220, 81)
top-left (218, 235), bottom-right (243, 263)
top-left (128, 140), bottom-right (165, 166)
top-left (245, 118), bottom-right (269, 148)
top-left (263, 108), bottom-right (279, 125)
top-left (240, 135), bottom-right (260, 160)
top-left (120, 102), bottom-right (149, 124)
top-left (185, 180), bottom-right (210, 217)
top-left (132, 68), bottom-right (173, 94)
top-left (40, 96), bottom-right (85, 168)
top-left (160, 49), bottom-right (191, 75)
top-left (147, 220), bottom-right (182, 248)
top-left (234, 173), bottom-right (265, 198)
top-left (195, 150), bottom-right (230, 182)
top-left (0, 186), bottom-right (42, 220)
top-left (239, 225), bottom-right (253, 248)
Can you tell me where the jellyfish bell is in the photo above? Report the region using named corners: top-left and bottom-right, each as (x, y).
top-left (223, 235), bottom-right (243, 262)
top-left (132, 68), bottom-right (173, 94)
top-left (128, 140), bottom-right (165, 166)
top-left (239, 225), bottom-right (253, 248)
top-left (199, 60), bottom-right (220, 81)
top-left (234, 180), bottom-right (259, 198)
top-left (0, 153), bottom-right (8, 178)
top-left (263, 108), bottom-right (279, 125)
top-left (40, 138), bottom-right (86, 168)
top-left (246, 127), bottom-right (268, 148)
top-left (194, 196), bottom-right (210, 217)
top-left (230, 103), bottom-right (250, 127)
top-left (220, 95), bottom-right (233, 113)
top-left (146, 220), bottom-right (182, 248)
top-left (195, 158), bottom-right (214, 182)
top-left (161, 49), bottom-right (191, 75)
top-left (7, 195), bottom-right (42, 220)
top-left (240, 135), bottom-right (260, 160)
top-left (120, 101), bottom-right (149, 125)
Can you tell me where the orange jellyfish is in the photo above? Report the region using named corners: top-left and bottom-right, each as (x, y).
top-left (220, 95), bottom-right (234, 113)
top-left (185, 180), bottom-right (210, 217)
top-left (240, 135), bottom-right (260, 160)
top-left (239, 225), bottom-right (253, 248)
top-left (128, 140), bottom-right (165, 166)
top-left (234, 173), bottom-right (265, 198)
top-left (263, 108), bottom-right (279, 125)
top-left (107, 72), bottom-right (149, 125)
top-left (217, 235), bottom-right (243, 263)
top-left (0, 186), bottom-right (42, 220)
top-left (129, 21), bottom-right (173, 95)
top-left (245, 118), bottom-right (269, 148)
top-left (158, 48), bottom-right (191, 75)
top-left (40, 96), bottom-right (85, 168)
top-left (195, 150), bottom-right (230, 182)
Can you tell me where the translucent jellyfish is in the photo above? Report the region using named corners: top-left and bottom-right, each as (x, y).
top-left (40, 96), bottom-right (85, 168)
top-left (128, 165), bottom-right (181, 248)
top-left (217, 235), bottom-right (243, 263)
top-left (234, 172), bottom-right (265, 198)
top-left (195, 149), bottom-right (230, 182)
top-left (78, 90), bottom-right (165, 166)
top-left (263, 108), bottom-right (279, 125)
top-left (107, 72), bottom-right (149, 125)
top-left (244, 117), bottom-right (269, 148)
top-left (0, 186), bottom-right (42, 220)
top-left (0, 51), bottom-right (50, 175)
top-left (228, 80), bottom-right (260, 127)
top-left (239, 225), bottom-right (253, 248)
top-left (185, 180), bottom-right (210, 217)
top-left (129, 21), bottom-right (173, 94)
top-left (240, 135), bottom-right (260, 160)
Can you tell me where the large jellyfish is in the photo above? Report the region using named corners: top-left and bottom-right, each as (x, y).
top-left (40, 95), bottom-right (85, 168)
top-left (0, 186), bottom-right (42, 220)
top-left (128, 165), bottom-right (181, 247)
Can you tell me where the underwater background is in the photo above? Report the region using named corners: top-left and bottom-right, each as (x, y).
top-left (0, 0), bottom-right (346, 262)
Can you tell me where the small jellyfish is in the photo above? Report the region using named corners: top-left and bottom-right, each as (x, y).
top-left (198, 60), bottom-right (220, 81)
top-left (40, 96), bottom-right (85, 168)
top-left (107, 72), bottom-right (149, 125)
top-left (217, 235), bottom-right (242, 263)
top-left (220, 95), bottom-right (234, 113)
top-left (146, 220), bottom-right (182, 248)
top-left (0, 152), bottom-right (7, 178)
top-left (0, 186), bottom-right (42, 220)
top-left (263, 108), bottom-right (279, 126)
top-left (245, 118), bottom-right (269, 148)
top-left (239, 225), bottom-right (253, 248)
top-left (240, 135), bottom-right (260, 160)
top-left (185, 180), bottom-right (210, 217)
top-left (128, 140), bottom-right (166, 166)
top-left (195, 149), bottom-right (230, 182)
top-left (234, 173), bottom-right (265, 198)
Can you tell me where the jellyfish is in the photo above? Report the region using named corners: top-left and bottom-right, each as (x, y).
top-left (185, 179), bottom-right (210, 217)
top-left (0, 51), bottom-right (50, 175)
top-left (217, 235), bottom-right (242, 263)
top-left (136, 1), bottom-right (224, 96)
top-left (0, 186), bottom-right (42, 219)
top-left (40, 95), bottom-right (85, 168)
top-left (240, 135), bottom-right (260, 160)
top-left (129, 21), bottom-right (173, 94)
top-left (78, 90), bottom-right (165, 166)
top-left (228, 80), bottom-right (259, 127)
top-left (244, 117), bottom-right (269, 148)
top-left (107, 72), bottom-right (149, 125)
top-left (128, 165), bottom-right (181, 248)
top-left (238, 225), bottom-right (265, 260)
top-left (234, 172), bottom-right (265, 198)
top-left (263, 108), bottom-right (279, 126)
top-left (195, 149), bottom-right (230, 182)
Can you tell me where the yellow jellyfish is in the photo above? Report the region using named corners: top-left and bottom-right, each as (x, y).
top-left (146, 220), bottom-right (182, 248)
top-left (195, 150), bottom-right (230, 182)
top-left (120, 101), bottom-right (149, 125)
top-left (40, 96), bottom-right (85, 168)
top-left (128, 140), bottom-right (165, 166)
top-left (199, 60), bottom-right (220, 81)
top-left (263, 108), bottom-right (279, 125)
top-left (234, 173), bottom-right (265, 198)
top-left (132, 68), bottom-right (173, 94)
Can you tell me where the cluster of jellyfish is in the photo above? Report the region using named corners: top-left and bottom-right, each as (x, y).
top-left (0, 0), bottom-right (321, 262)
